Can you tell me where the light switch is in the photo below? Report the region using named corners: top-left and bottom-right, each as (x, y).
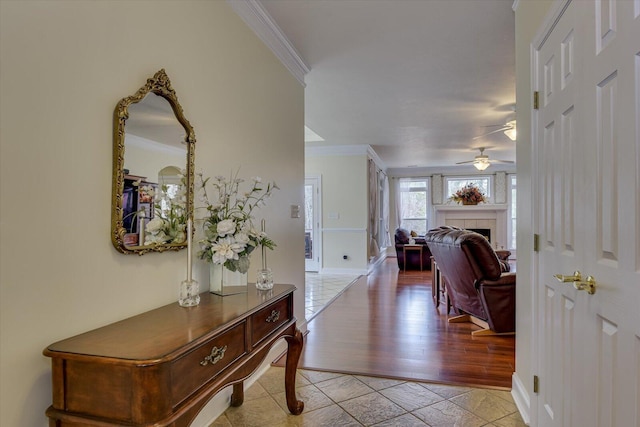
top-left (290, 205), bottom-right (301, 218)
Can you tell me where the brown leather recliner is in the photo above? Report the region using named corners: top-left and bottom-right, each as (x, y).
top-left (425, 226), bottom-right (516, 335)
top-left (394, 228), bottom-right (432, 270)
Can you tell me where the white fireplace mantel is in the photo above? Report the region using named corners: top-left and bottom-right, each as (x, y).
top-left (433, 204), bottom-right (509, 250)
top-left (434, 203), bottom-right (508, 212)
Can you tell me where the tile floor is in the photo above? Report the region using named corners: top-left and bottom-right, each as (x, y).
top-left (210, 367), bottom-right (526, 426)
top-left (304, 272), bottom-right (360, 320)
top-left (210, 272), bottom-right (526, 426)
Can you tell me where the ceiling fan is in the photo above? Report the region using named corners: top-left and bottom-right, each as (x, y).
top-left (473, 120), bottom-right (517, 141)
top-left (456, 147), bottom-right (514, 171)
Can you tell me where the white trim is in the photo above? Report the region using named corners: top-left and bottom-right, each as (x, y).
top-left (434, 204), bottom-right (509, 212)
top-left (227, 0), bottom-right (310, 87)
top-left (368, 253), bottom-right (387, 273)
top-left (511, 372), bottom-right (531, 425)
top-left (367, 146), bottom-right (387, 171)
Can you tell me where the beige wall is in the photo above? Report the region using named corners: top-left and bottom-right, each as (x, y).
top-left (0, 1), bottom-right (304, 426)
top-left (513, 0), bottom-right (555, 420)
top-left (305, 154), bottom-right (369, 272)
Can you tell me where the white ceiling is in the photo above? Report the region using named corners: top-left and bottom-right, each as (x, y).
top-left (259, 0), bottom-right (516, 172)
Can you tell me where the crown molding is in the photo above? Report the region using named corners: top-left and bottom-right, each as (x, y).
top-left (227, 0), bottom-right (310, 86)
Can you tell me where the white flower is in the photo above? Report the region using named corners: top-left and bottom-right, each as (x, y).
top-left (210, 237), bottom-right (244, 264)
top-left (235, 232), bottom-right (250, 245)
top-left (216, 219), bottom-right (236, 236)
top-left (252, 176), bottom-right (262, 183)
top-left (146, 217), bottom-right (165, 233)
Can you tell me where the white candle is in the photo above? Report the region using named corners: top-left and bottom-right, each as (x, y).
top-left (138, 210), bottom-right (145, 246)
top-left (261, 219), bottom-right (267, 269)
top-left (187, 218), bottom-right (192, 282)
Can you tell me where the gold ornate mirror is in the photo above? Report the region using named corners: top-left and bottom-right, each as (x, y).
top-left (111, 69), bottom-right (195, 255)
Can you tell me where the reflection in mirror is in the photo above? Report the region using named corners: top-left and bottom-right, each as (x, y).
top-left (112, 69), bottom-right (195, 255)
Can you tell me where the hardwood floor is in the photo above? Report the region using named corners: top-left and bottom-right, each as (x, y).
top-left (296, 258), bottom-right (515, 389)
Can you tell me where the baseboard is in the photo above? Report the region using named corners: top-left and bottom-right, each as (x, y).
top-left (190, 339), bottom-right (289, 426)
top-left (511, 372), bottom-right (531, 425)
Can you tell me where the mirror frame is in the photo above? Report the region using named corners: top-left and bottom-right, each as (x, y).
top-left (111, 69), bottom-right (195, 255)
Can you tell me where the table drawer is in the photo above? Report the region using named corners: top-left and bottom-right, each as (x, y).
top-left (251, 296), bottom-right (291, 347)
top-left (171, 322), bottom-right (246, 406)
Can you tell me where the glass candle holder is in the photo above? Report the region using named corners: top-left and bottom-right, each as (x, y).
top-left (179, 279), bottom-right (200, 307)
top-left (255, 268), bottom-right (274, 290)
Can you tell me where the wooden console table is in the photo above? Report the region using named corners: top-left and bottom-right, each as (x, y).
top-left (43, 284), bottom-right (304, 426)
top-left (403, 244), bottom-right (423, 271)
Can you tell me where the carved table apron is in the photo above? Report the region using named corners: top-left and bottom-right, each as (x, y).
top-left (43, 284), bottom-right (304, 426)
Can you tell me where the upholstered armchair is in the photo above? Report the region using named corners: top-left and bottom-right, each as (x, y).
top-left (425, 226), bottom-right (516, 335)
top-left (394, 228), bottom-right (432, 270)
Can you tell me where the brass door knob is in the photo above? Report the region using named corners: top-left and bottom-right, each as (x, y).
top-left (554, 271), bottom-right (582, 282)
top-left (554, 271), bottom-right (596, 295)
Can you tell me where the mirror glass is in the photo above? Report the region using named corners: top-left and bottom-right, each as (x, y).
top-left (111, 69), bottom-right (195, 255)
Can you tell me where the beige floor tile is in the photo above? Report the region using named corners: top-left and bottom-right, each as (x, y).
top-left (491, 411), bottom-right (528, 427)
top-left (299, 369), bottom-right (344, 384)
top-left (208, 414), bottom-right (232, 427)
top-left (371, 413), bottom-right (429, 427)
top-left (244, 380), bottom-right (269, 401)
top-left (355, 375), bottom-right (406, 391)
top-left (449, 389), bottom-right (517, 422)
top-left (258, 367), bottom-right (310, 395)
top-left (223, 395), bottom-right (288, 427)
top-left (314, 374), bottom-right (374, 403)
top-left (422, 382), bottom-right (476, 399)
top-left (272, 384), bottom-right (334, 414)
top-left (285, 404), bottom-right (361, 427)
top-left (339, 391), bottom-right (406, 426)
top-left (379, 381), bottom-right (444, 411)
top-left (412, 400), bottom-right (487, 427)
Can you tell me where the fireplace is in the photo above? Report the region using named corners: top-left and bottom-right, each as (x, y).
top-left (467, 228), bottom-right (491, 241)
top-left (433, 204), bottom-right (508, 249)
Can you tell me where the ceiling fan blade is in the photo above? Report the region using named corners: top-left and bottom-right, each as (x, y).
top-left (472, 126), bottom-right (511, 140)
top-left (455, 160), bottom-right (476, 164)
top-left (489, 159), bottom-right (515, 164)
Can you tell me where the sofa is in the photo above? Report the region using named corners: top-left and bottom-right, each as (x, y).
top-left (424, 226), bottom-right (516, 335)
top-left (394, 228), bottom-right (432, 270)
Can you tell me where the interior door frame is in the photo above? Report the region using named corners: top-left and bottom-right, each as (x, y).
top-left (305, 175), bottom-right (322, 272)
top-left (529, 1), bottom-right (573, 424)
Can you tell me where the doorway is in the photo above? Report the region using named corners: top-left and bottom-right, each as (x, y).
top-left (305, 176), bottom-right (321, 272)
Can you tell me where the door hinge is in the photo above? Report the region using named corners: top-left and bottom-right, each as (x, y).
top-left (533, 91), bottom-right (540, 110)
top-left (533, 234), bottom-right (540, 252)
top-left (533, 375), bottom-right (539, 393)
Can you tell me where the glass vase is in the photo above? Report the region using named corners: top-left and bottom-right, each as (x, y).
top-left (209, 263), bottom-right (248, 296)
top-left (179, 279), bottom-right (200, 307)
top-left (255, 268), bottom-right (274, 290)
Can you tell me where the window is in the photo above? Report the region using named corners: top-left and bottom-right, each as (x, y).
top-left (399, 179), bottom-right (428, 235)
top-left (445, 176), bottom-right (491, 201)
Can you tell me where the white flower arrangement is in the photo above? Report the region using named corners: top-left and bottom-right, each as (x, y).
top-left (197, 171), bottom-right (278, 274)
top-left (144, 176), bottom-right (188, 245)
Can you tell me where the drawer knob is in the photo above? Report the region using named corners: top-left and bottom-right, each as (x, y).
top-left (266, 310), bottom-right (280, 323)
top-left (200, 345), bottom-right (227, 366)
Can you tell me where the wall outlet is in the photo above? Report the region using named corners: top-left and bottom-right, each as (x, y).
top-left (343, 254), bottom-right (348, 260)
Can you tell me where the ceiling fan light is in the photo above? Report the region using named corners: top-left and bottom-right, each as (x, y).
top-left (504, 128), bottom-right (517, 141)
top-left (474, 160), bottom-right (490, 171)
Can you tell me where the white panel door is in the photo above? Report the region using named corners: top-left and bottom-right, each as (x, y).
top-left (305, 177), bottom-right (321, 272)
top-left (534, 1), bottom-right (639, 426)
